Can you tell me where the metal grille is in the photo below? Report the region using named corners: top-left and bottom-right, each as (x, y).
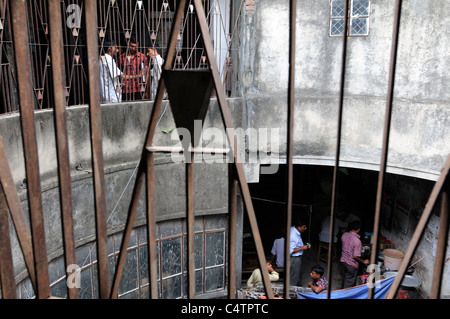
top-left (0, 0), bottom-right (243, 113)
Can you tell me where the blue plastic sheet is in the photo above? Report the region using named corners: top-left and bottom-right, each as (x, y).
top-left (297, 276), bottom-right (395, 299)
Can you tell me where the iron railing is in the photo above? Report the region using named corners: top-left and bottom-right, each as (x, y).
top-left (0, 0), bottom-right (243, 114)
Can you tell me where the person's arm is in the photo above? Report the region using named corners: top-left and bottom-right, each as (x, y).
top-left (120, 71), bottom-right (145, 80)
top-left (354, 255), bottom-right (370, 264)
top-left (269, 271), bottom-right (279, 282)
top-left (308, 282), bottom-right (324, 294)
top-left (291, 245), bottom-right (310, 253)
top-left (353, 242), bottom-right (369, 264)
top-left (247, 270), bottom-right (257, 287)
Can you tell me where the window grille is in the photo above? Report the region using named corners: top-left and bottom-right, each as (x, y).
top-left (330, 0), bottom-right (371, 37)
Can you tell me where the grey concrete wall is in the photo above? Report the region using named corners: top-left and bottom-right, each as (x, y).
top-left (0, 99), bottom-right (245, 286)
top-left (239, 0), bottom-right (450, 181)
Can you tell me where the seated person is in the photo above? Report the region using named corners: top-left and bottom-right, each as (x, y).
top-left (247, 261), bottom-right (279, 288)
top-left (307, 265), bottom-right (328, 293)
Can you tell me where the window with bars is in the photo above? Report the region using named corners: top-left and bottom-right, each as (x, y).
top-left (329, 0), bottom-right (371, 37)
top-left (15, 215), bottom-right (227, 299)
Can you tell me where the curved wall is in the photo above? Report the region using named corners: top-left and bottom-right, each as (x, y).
top-left (239, 0), bottom-right (450, 181)
top-left (0, 100), bottom-right (245, 298)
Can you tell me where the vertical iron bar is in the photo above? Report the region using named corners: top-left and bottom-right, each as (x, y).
top-left (186, 152), bottom-right (196, 299)
top-left (327, 0), bottom-right (350, 299)
top-left (193, 0), bottom-right (274, 299)
top-left (48, 0), bottom-right (78, 299)
top-left (110, 164), bottom-right (145, 299)
top-left (284, 0), bottom-right (296, 299)
top-left (368, 0), bottom-right (403, 300)
top-left (430, 183), bottom-right (449, 299)
top-left (0, 184), bottom-right (17, 299)
top-left (0, 137), bottom-right (37, 291)
top-left (386, 154), bottom-right (450, 299)
top-left (228, 171), bottom-right (238, 299)
top-left (112, 0), bottom-right (189, 299)
top-left (85, 0), bottom-right (110, 299)
top-left (146, 152), bottom-right (159, 299)
top-left (9, 0), bottom-right (51, 299)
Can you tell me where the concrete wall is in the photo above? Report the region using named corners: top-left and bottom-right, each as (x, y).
top-left (240, 0), bottom-right (450, 181)
top-left (0, 99), bottom-right (246, 292)
top-left (237, 0), bottom-right (450, 298)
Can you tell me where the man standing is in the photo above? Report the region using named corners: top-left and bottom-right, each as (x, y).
top-left (118, 35), bottom-right (148, 101)
top-left (289, 219), bottom-right (310, 286)
top-left (339, 220), bottom-right (369, 288)
top-left (100, 41), bottom-right (122, 103)
top-left (270, 230), bottom-right (285, 268)
top-left (146, 47), bottom-right (164, 100)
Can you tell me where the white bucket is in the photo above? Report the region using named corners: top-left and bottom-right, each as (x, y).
top-left (384, 249), bottom-right (404, 271)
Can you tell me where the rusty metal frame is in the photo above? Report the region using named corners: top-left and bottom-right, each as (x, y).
top-left (324, 0), bottom-right (350, 300)
top-left (0, 136), bottom-right (39, 296)
top-left (368, 0), bottom-right (402, 299)
top-left (85, 0), bottom-right (110, 299)
top-left (283, 0), bottom-right (296, 299)
top-left (48, 0), bottom-right (78, 299)
top-left (9, 0), bottom-right (50, 299)
top-left (0, 183), bottom-right (17, 299)
top-left (111, 0), bottom-right (274, 299)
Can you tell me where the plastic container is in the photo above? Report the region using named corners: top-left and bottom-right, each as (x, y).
top-left (384, 249), bottom-right (404, 271)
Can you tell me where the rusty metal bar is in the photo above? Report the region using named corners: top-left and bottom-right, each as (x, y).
top-left (110, 163), bottom-right (145, 299)
top-left (228, 172), bottom-right (238, 299)
top-left (327, 0), bottom-right (350, 300)
top-left (186, 152), bottom-right (196, 298)
top-left (193, 0), bottom-right (274, 299)
top-left (0, 137), bottom-right (37, 291)
top-left (430, 181), bottom-right (449, 299)
top-left (146, 153), bottom-right (159, 299)
top-left (386, 154), bottom-right (450, 299)
top-left (9, 0), bottom-right (50, 299)
top-left (283, 0), bottom-right (296, 299)
top-left (84, 0), bottom-right (110, 299)
top-left (48, 0), bottom-right (78, 299)
top-left (368, 0), bottom-right (403, 300)
top-left (111, 0), bottom-right (188, 299)
top-left (0, 184), bottom-right (17, 299)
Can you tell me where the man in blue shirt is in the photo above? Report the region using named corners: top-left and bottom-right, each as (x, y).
top-left (289, 219), bottom-right (311, 286)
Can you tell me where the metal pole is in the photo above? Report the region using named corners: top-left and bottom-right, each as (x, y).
top-left (430, 182), bottom-right (449, 299)
top-left (228, 173), bottom-right (238, 299)
top-left (284, 0), bottom-right (296, 299)
top-left (146, 152), bottom-right (159, 299)
top-left (327, 0), bottom-right (350, 300)
top-left (186, 151), bottom-right (196, 299)
top-left (9, 0), bottom-right (50, 299)
top-left (368, 0), bottom-right (402, 299)
top-left (0, 137), bottom-right (37, 291)
top-left (193, 0), bottom-right (274, 299)
top-left (112, 0), bottom-right (188, 299)
top-left (85, 0), bottom-right (110, 299)
top-left (0, 184), bottom-right (17, 299)
top-left (48, 0), bottom-right (78, 299)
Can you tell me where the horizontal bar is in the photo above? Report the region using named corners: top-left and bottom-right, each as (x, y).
top-left (146, 146), bottom-right (230, 154)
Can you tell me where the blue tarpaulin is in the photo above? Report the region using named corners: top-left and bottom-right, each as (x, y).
top-left (297, 276), bottom-right (395, 299)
